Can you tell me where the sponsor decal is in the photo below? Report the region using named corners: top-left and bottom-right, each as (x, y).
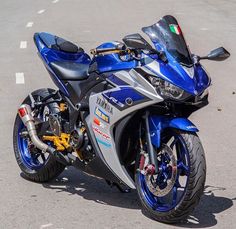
top-left (102, 87), bottom-right (149, 111)
top-left (169, 24), bottom-right (181, 35)
top-left (94, 107), bottom-right (110, 123)
top-left (107, 96), bottom-right (125, 108)
top-left (96, 137), bottom-right (111, 148)
top-left (93, 117), bottom-right (106, 128)
top-left (93, 126), bottom-right (111, 140)
top-left (96, 96), bottom-right (113, 114)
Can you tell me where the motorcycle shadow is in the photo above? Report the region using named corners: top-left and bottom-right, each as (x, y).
top-left (38, 168), bottom-right (234, 227)
top-left (41, 167), bottom-right (141, 210)
top-left (143, 185), bottom-right (234, 228)
top-left (182, 185), bottom-right (235, 228)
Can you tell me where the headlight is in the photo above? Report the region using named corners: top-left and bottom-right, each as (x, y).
top-left (148, 76), bottom-right (189, 100)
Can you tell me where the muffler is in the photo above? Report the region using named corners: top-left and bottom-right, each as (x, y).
top-left (18, 104), bottom-right (70, 165)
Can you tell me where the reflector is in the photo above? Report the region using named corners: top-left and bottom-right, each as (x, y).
top-left (18, 107), bottom-right (27, 117)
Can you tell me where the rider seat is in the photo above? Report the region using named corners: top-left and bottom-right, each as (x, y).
top-left (50, 61), bottom-right (89, 81)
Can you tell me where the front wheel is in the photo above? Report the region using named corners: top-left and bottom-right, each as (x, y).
top-left (135, 130), bottom-right (206, 223)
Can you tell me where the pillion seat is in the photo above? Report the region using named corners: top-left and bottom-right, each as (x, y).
top-left (35, 32), bottom-right (90, 81)
top-left (38, 32), bottom-right (84, 54)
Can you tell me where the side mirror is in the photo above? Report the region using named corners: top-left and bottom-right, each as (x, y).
top-left (201, 47), bottom-right (230, 61)
top-left (122, 33), bottom-right (153, 51)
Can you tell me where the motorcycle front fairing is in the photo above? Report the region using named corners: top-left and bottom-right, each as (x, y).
top-left (139, 15), bottom-right (210, 150)
top-left (142, 15), bottom-right (211, 96)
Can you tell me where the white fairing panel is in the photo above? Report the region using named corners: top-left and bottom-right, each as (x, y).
top-left (89, 67), bottom-right (163, 188)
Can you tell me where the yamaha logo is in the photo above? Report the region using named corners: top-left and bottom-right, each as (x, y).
top-left (96, 96), bottom-right (113, 114)
top-left (125, 97), bottom-right (133, 106)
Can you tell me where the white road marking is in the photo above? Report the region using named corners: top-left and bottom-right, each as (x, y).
top-left (26, 22), bottom-right (34, 28)
top-left (200, 27), bottom-right (209, 31)
top-left (52, 0), bottom-right (59, 3)
top-left (37, 9), bottom-right (45, 14)
top-left (40, 223), bottom-right (53, 229)
top-left (20, 41), bottom-right (27, 49)
top-left (83, 30), bottom-right (91, 33)
top-left (15, 73), bottom-right (25, 84)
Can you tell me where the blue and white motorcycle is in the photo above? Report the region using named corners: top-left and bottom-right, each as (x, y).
top-left (13, 15), bottom-right (230, 223)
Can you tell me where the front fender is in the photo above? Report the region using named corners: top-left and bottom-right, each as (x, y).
top-left (149, 116), bottom-right (198, 148)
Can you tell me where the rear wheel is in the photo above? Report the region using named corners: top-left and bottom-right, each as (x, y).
top-left (135, 130), bottom-right (206, 223)
top-left (13, 88), bottom-right (65, 182)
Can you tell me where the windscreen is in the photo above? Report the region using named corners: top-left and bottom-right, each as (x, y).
top-left (142, 15), bottom-right (193, 66)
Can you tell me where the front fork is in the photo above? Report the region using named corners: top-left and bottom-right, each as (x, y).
top-left (138, 111), bottom-right (159, 175)
top-left (144, 111), bottom-right (159, 174)
top-left (139, 112), bottom-right (199, 175)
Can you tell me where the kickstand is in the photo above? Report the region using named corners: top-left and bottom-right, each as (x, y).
top-left (105, 180), bottom-right (131, 193)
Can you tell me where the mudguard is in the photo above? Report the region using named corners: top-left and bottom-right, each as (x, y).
top-left (149, 116), bottom-right (198, 148)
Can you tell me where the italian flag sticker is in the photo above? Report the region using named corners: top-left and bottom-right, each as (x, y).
top-left (169, 24), bottom-right (181, 35)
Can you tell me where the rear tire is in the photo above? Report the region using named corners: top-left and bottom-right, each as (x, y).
top-left (135, 130), bottom-right (206, 223)
top-left (13, 88), bottom-right (65, 182)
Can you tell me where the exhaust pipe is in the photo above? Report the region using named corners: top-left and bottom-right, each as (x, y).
top-left (18, 104), bottom-right (70, 165)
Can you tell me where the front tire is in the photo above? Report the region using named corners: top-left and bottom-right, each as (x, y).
top-left (13, 88), bottom-right (65, 182)
top-left (135, 130), bottom-right (206, 223)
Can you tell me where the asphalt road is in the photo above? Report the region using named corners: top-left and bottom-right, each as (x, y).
top-left (0, 0), bottom-right (236, 228)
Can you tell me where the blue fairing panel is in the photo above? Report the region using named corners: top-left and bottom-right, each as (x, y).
top-left (91, 42), bottom-right (138, 73)
top-left (160, 53), bottom-right (210, 95)
top-left (102, 86), bottom-right (149, 111)
top-left (145, 51), bottom-right (211, 96)
top-left (148, 115), bottom-right (198, 148)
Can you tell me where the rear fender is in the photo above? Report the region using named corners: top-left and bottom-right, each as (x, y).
top-left (148, 116), bottom-right (198, 148)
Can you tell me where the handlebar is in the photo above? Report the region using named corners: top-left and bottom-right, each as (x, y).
top-left (90, 43), bottom-right (126, 56)
top-left (90, 45), bottom-right (168, 63)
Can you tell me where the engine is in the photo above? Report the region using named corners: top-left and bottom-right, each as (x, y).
top-left (43, 105), bottom-right (92, 161)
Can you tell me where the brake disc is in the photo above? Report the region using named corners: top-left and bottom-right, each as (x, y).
top-left (145, 144), bottom-right (177, 197)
